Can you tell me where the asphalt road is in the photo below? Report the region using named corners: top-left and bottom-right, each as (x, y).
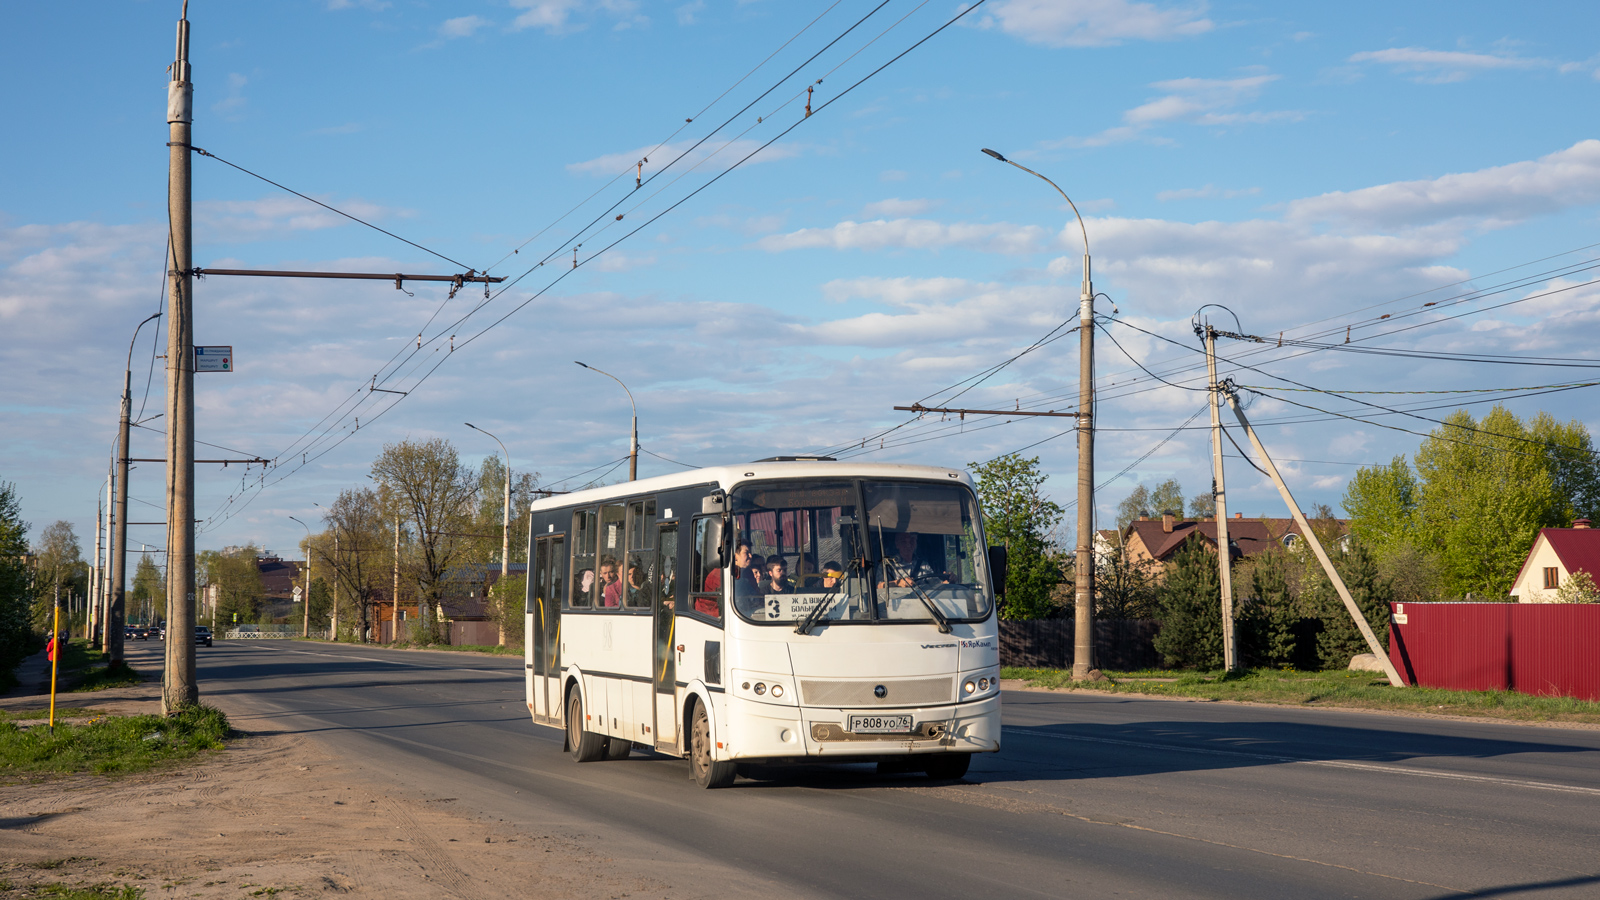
top-left (135, 640), bottom-right (1600, 899)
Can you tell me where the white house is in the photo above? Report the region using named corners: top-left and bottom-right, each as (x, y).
top-left (1510, 518), bottom-right (1600, 602)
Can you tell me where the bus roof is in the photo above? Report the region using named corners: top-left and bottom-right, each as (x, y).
top-left (529, 460), bottom-right (974, 513)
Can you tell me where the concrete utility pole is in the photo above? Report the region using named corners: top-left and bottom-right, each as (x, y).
top-left (981, 148), bottom-right (1097, 680)
top-left (1205, 326), bottom-right (1238, 671)
top-left (290, 516), bottom-right (311, 638)
top-left (163, 0), bottom-right (198, 713)
top-left (574, 362), bottom-right (638, 481)
top-left (466, 422), bottom-right (513, 646)
top-left (392, 516), bottom-right (400, 644)
top-left (331, 533), bottom-right (341, 642)
top-left (90, 488), bottom-right (103, 649)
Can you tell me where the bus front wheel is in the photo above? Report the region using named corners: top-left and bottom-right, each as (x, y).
top-left (567, 690), bottom-right (607, 762)
top-left (689, 702), bottom-right (735, 789)
top-left (924, 753), bottom-right (972, 780)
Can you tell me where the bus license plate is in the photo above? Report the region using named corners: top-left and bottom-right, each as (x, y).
top-left (848, 714), bottom-right (913, 734)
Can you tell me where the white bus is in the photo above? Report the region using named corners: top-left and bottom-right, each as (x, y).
top-left (523, 458), bottom-right (1005, 788)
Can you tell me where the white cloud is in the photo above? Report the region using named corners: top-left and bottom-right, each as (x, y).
top-left (758, 218), bottom-right (1045, 255)
top-left (1287, 139), bottom-right (1600, 230)
top-left (213, 73), bottom-right (249, 120)
top-left (510, 0), bottom-right (645, 34)
top-left (589, 252), bottom-right (656, 273)
top-left (977, 0), bottom-right (1212, 48)
top-left (195, 196), bottom-right (405, 242)
top-left (1157, 185), bottom-right (1261, 201)
top-left (567, 139), bottom-right (802, 177)
top-left (1349, 47), bottom-right (1548, 83)
top-left (821, 276), bottom-right (986, 306)
top-left (439, 15), bottom-right (491, 38)
top-left (862, 198), bottom-right (941, 217)
top-left (676, 0), bottom-right (705, 25)
top-left (1056, 74), bottom-right (1302, 147)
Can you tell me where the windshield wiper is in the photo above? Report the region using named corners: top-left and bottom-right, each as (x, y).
top-left (795, 555), bottom-right (863, 636)
top-left (902, 579), bottom-right (953, 634)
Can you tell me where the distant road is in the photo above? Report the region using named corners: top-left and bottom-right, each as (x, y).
top-left (147, 640), bottom-right (1600, 899)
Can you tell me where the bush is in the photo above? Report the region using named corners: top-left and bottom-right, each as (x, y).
top-left (1309, 543), bottom-right (1393, 667)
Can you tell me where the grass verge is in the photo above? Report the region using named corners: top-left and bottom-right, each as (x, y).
top-left (0, 705), bottom-right (230, 776)
top-left (1001, 666), bottom-right (1600, 726)
top-left (43, 643), bottom-right (143, 693)
top-left (0, 882), bottom-right (145, 899)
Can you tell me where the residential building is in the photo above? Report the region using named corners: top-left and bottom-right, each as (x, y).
top-left (1510, 519), bottom-right (1600, 602)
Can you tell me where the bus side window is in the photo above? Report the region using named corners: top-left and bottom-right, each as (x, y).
top-left (569, 508), bottom-right (597, 609)
top-left (690, 516), bottom-right (722, 620)
top-left (598, 504), bottom-right (627, 609)
top-left (625, 499), bottom-right (656, 610)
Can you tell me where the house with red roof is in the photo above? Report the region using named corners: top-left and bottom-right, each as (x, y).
top-left (1510, 519), bottom-right (1600, 602)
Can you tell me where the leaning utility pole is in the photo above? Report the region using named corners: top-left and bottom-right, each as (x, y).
top-left (1205, 326), bottom-right (1238, 670)
top-left (163, 1), bottom-right (198, 713)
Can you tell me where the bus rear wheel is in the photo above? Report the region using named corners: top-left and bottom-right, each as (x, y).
top-left (923, 753), bottom-right (971, 780)
top-left (567, 690), bottom-right (606, 762)
top-left (689, 702), bottom-right (735, 789)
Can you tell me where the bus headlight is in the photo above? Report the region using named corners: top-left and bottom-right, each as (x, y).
top-left (963, 679), bottom-right (977, 695)
top-left (979, 677), bottom-right (990, 691)
top-left (771, 684), bottom-right (784, 699)
top-left (754, 682), bottom-right (767, 695)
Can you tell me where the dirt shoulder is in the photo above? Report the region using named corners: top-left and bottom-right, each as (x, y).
top-left (0, 674), bottom-right (674, 899)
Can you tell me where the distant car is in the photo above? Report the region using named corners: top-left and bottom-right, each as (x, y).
top-left (129, 625), bottom-right (148, 640)
top-left (194, 626), bottom-right (213, 647)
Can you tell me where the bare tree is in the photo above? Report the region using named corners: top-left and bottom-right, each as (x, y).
top-left (372, 438), bottom-right (478, 643)
top-left (320, 488), bottom-right (390, 642)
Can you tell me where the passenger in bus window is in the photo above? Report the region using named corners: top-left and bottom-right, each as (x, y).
top-left (599, 556), bottom-right (623, 607)
top-left (764, 558), bottom-right (793, 595)
top-left (703, 541), bottom-right (755, 592)
top-left (575, 568), bottom-right (595, 606)
top-left (625, 559), bottom-right (652, 608)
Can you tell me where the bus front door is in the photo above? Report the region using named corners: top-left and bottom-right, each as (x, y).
top-left (532, 535), bottom-right (564, 723)
top-left (653, 523), bottom-right (679, 752)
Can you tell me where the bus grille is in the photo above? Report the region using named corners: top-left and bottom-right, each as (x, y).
top-left (800, 677), bottom-right (953, 707)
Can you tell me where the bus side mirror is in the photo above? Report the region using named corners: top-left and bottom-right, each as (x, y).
top-left (701, 491), bottom-right (725, 515)
top-left (704, 517), bottom-right (726, 570)
top-left (987, 545), bottom-right (1008, 596)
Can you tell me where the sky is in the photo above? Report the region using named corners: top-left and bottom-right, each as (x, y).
top-left (3, 0), bottom-right (1600, 570)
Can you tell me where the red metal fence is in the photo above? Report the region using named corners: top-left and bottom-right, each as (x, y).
top-left (1388, 602), bottom-right (1600, 701)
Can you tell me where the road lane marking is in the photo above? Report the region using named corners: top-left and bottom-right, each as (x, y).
top-left (1006, 727), bottom-right (1600, 797)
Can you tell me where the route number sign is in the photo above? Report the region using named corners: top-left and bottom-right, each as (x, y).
top-left (195, 346), bottom-right (233, 372)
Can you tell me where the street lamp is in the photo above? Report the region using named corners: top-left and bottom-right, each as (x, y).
top-left (106, 311), bottom-right (163, 665)
top-left (574, 361), bottom-right (638, 481)
top-left (289, 515), bottom-right (311, 638)
top-left (465, 422), bottom-right (514, 648)
top-left (981, 147), bottom-right (1096, 681)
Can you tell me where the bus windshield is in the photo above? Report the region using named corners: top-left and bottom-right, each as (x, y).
top-left (729, 479), bottom-right (992, 626)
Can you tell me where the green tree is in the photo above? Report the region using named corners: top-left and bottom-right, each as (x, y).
top-left (0, 481), bottom-right (37, 680)
top-left (30, 520), bottom-right (86, 629)
top-left (206, 545), bottom-right (265, 628)
top-left (1115, 479), bottom-right (1186, 531)
top-left (1414, 407), bottom-right (1573, 598)
top-left (319, 488), bottom-right (389, 643)
top-left (1238, 549), bottom-right (1297, 668)
top-left (1342, 456), bottom-right (1419, 559)
top-left (372, 438), bottom-right (479, 642)
top-left (1189, 490), bottom-right (1216, 519)
top-left (130, 554), bottom-right (164, 626)
top-left (1553, 571), bottom-right (1600, 604)
top-left (969, 454), bottom-right (1066, 619)
top-left (1152, 539), bottom-right (1224, 669)
top-left (1307, 543), bottom-right (1393, 667)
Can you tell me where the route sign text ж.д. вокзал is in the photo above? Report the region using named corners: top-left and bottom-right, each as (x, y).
top-left (194, 346), bottom-right (232, 372)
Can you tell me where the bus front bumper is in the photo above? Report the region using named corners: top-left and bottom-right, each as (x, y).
top-left (724, 694), bottom-right (1000, 761)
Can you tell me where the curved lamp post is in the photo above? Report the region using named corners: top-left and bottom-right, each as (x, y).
top-left (981, 147), bottom-right (1096, 681)
top-left (289, 515), bottom-right (311, 637)
top-left (466, 422), bottom-right (514, 647)
top-left (574, 361), bottom-right (638, 481)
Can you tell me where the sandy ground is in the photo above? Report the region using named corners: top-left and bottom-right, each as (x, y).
top-left (0, 666), bottom-right (678, 899)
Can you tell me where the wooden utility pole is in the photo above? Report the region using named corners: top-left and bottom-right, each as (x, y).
top-left (1205, 326), bottom-right (1238, 670)
top-left (163, 0), bottom-right (198, 713)
top-left (1224, 391), bottom-right (1405, 686)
